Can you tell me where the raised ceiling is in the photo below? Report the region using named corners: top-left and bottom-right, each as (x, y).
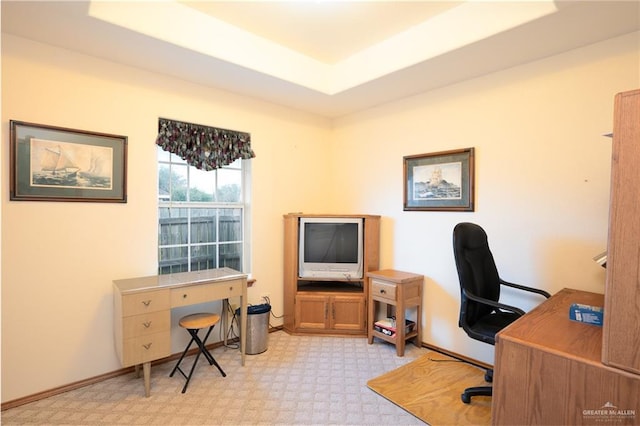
top-left (180, 1), bottom-right (464, 64)
top-left (2, 1), bottom-right (639, 118)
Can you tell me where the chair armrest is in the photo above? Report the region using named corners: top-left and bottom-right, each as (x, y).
top-left (499, 279), bottom-right (551, 299)
top-left (462, 287), bottom-right (526, 316)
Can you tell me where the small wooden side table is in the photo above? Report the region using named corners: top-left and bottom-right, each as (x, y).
top-left (367, 269), bottom-right (423, 356)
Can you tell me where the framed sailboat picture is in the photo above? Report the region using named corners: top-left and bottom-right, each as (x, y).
top-left (403, 148), bottom-right (474, 211)
top-left (10, 121), bottom-right (127, 202)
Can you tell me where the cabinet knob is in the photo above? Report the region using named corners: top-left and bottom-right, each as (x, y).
top-left (380, 289), bottom-right (386, 294)
top-left (142, 300), bottom-right (152, 307)
top-left (143, 343), bottom-right (153, 350)
top-left (143, 321), bottom-right (152, 328)
top-left (182, 294), bottom-right (187, 299)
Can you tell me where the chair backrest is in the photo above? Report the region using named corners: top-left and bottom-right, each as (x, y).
top-left (452, 222), bottom-right (501, 330)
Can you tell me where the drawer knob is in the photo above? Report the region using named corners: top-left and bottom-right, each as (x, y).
top-left (229, 286), bottom-right (233, 291)
top-left (380, 289), bottom-right (386, 294)
top-left (143, 321), bottom-right (152, 328)
top-left (142, 300), bottom-right (152, 307)
top-left (182, 294), bottom-right (187, 299)
top-left (143, 343), bottom-right (153, 350)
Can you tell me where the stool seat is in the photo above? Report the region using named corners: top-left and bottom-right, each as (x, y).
top-left (170, 312), bottom-right (226, 393)
top-left (179, 313), bottom-right (220, 330)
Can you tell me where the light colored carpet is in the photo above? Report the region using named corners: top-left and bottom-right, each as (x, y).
top-left (367, 351), bottom-right (492, 425)
top-left (2, 331), bottom-right (430, 425)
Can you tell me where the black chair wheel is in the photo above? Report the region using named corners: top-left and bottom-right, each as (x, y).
top-left (485, 371), bottom-right (493, 383)
top-left (461, 392), bottom-right (471, 404)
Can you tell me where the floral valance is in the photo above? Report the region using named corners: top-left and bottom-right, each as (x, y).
top-left (156, 118), bottom-right (255, 171)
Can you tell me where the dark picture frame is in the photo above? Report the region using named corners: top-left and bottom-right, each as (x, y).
top-left (403, 148), bottom-right (474, 211)
top-left (10, 120), bottom-right (127, 202)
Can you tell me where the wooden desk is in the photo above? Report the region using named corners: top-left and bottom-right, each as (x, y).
top-left (492, 288), bottom-right (640, 425)
top-left (113, 267), bottom-right (247, 397)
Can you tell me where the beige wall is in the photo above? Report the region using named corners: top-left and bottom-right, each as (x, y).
top-left (2, 30), bottom-right (639, 402)
top-left (330, 31), bottom-right (639, 361)
top-left (1, 34), bottom-right (333, 402)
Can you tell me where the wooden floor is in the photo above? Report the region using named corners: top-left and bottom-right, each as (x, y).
top-left (367, 351), bottom-right (492, 425)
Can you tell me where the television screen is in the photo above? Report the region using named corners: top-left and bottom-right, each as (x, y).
top-left (304, 223), bottom-right (358, 263)
top-left (298, 217), bottom-right (364, 279)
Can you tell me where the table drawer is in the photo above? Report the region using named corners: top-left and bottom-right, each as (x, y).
top-left (371, 279), bottom-right (396, 301)
top-left (122, 331), bottom-right (170, 366)
top-left (121, 289), bottom-right (170, 317)
top-left (171, 279), bottom-right (243, 307)
top-left (122, 310), bottom-right (170, 339)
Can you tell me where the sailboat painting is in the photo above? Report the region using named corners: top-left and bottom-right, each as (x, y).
top-left (11, 120), bottom-right (126, 202)
top-left (403, 148), bottom-right (474, 211)
top-left (412, 161), bottom-right (462, 200)
top-left (30, 138), bottom-right (113, 190)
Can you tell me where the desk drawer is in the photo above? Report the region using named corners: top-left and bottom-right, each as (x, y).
top-left (122, 310), bottom-right (170, 339)
top-left (171, 279), bottom-right (243, 307)
top-left (121, 290), bottom-right (170, 317)
top-left (122, 331), bottom-right (170, 366)
top-left (371, 279), bottom-right (396, 301)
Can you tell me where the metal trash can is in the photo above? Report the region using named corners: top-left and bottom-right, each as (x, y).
top-left (236, 303), bottom-right (271, 355)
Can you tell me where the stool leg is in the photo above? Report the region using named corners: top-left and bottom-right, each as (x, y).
top-left (180, 345), bottom-right (203, 393)
top-left (169, 335), bottom-right (195, 378)
top-left (170, 325), bottom-right (227, 393)
top-left (191, 326), bottom-right (226, 378)
top-left (209, 355), bottom-right (226, 377)
top-left (194, 326), bottom-right (216, 365)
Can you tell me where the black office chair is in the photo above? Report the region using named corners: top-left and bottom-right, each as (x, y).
top-left (452, 222), bottom-right (550, 403)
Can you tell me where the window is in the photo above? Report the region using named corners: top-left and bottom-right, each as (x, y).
top-left (157, 146), bottom-right (250, 275)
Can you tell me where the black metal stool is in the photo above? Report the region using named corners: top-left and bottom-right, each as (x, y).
top-left (170, 312), bottom-right (226, 393)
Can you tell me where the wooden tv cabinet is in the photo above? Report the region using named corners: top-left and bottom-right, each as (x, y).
top-left (283, 214), bottom-right (380, 336)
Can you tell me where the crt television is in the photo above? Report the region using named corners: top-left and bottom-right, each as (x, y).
top-left (298, 217), bottom-right (364, 280)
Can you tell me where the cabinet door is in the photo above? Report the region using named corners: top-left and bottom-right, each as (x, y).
top-left (603, 89), bottom-right (640, 374)
top-left (330, 295), bottom-right (365, 331)
top-left (295, 294), bottom-right (329, 329)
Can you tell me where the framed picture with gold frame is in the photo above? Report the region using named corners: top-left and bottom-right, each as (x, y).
top-left (403, 148), bottom-right (474, 211)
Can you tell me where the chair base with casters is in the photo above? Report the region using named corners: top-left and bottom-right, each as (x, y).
top-left (170, 312), bottom-right (226, 393)
top-left (461, 369), bottom-right (493, 403)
